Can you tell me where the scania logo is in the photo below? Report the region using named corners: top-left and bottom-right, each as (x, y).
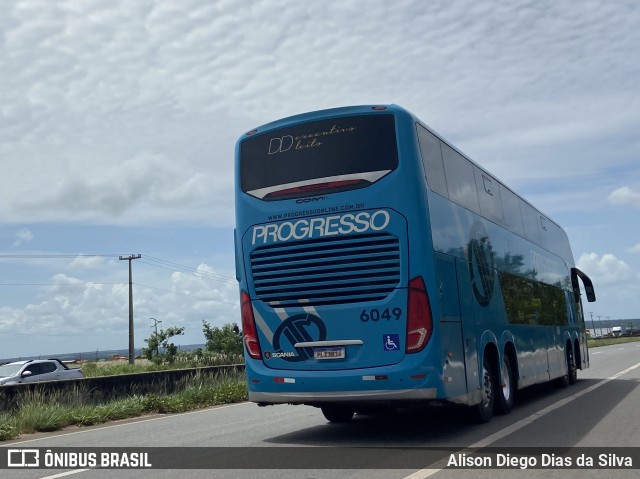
top-left (468, 221), bottom-right (496, 307)
top-left (269, 351), bottom-right (296, 358)
top-left (272, 313), bottom-right (327, 362)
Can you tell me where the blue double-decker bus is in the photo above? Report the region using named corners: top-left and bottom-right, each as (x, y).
top-left (234, 105), bottom-right (596, 423)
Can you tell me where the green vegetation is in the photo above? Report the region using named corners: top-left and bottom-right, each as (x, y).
top-left (587, 335), bottom-right (640, 348)
top-left (142, 326), bottom-right (186, 364)
top-left (81, 352), bottom-right (244, 378)
top-left (138, 321), bottom-right (244, 366)
top-left (0, 369), bottom-right (247, 442)
top-left (203, 321), bottom-right (243, 355)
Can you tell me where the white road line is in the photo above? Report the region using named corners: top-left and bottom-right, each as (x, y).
top-left (403, 361), bottom-right (640, 479)
top-left (39, 470), bottom-right (89, 479)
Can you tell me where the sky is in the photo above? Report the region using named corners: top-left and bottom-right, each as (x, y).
top-left (1, 0), bottom-right (639, 360)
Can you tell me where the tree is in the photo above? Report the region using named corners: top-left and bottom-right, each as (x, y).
top-left (143, 326), bottom-right (185, 364)
top-left (202, 321), bottom-right (243, 355)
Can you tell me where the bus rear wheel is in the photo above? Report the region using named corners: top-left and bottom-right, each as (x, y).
top-left (496, 354), bottom-right (515, 414)
top-left (557, 346), bottom-right (577, 388)
top-left (321, 404), bottom-right (354, 423)
top-left (567, 346), bottom-right (577, 385)
top-left (470, 355), bottom-right (495, 423)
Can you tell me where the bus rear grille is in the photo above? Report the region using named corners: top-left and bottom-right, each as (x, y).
top-left (250, 233), bottom-right (401, 308)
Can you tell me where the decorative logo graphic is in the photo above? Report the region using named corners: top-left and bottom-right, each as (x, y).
top-left (383, 334), bottom-right (400, 351)
top-left (267, 125), bottom-right (357, 155)
top-left (7, 449), bottom-right (39, 467)
top-left (468, 221), bottom-right (496, 307)
top-left (272, 313), bottom-right (327, 362)
top-left (268, 135), bottom-right (295, 154)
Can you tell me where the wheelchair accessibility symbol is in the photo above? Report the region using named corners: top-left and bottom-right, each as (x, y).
top-left (383, 334), bottom-right (400, 351)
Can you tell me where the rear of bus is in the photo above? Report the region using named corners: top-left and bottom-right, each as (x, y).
top-left (234, 105), bottom-right (443, 420)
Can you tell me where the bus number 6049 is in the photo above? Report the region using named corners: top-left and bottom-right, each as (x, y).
top-left (360, 308), bottom-right (402, 322)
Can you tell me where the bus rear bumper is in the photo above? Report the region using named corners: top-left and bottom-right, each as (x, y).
top-left (249, 388), bottom-right (438, 404)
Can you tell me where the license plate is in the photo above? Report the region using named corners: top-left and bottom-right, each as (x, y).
top-left (314, 347), bottom-right (345, 360)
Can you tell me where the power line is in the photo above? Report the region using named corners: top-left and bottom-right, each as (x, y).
top-left (137, 260), bottom-right (238, 284)
top-left (0, 282), bottom-right (123, 287)
top-left (135, 283), bottom-right (238, 306)
top-left (141, 256), bottom-right (237, 284)
top-left (0, 254), bottom-right (125, 258)
top-left (0, 253), bottom-right (237, 282)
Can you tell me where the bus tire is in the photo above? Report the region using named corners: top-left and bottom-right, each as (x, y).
top-left (496, 354), bottom-right (515, 414)
top-left (470, 355), bottom-right (495, 423)
top-left (557, 346), bottom-right (577, 388)
top-left (567, 346), bottom-right (578, 385)
top-left (321, 404), bottom-right (354, 423)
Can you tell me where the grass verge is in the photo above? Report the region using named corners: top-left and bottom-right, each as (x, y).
top-left (587, 336), bottom-right (640, 348)
top-left (0, 371), bottom-right (247, 442)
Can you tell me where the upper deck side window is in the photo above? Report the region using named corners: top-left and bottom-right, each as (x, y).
top-left (441, 143), bottom-right (480, 213)
top-left (475, 170), bottom-right (504, 224)
top-left (500, 185), bottom-right (525, 237)
top-left (521, 201), bottom-right (542, 245)
top-left (416, 124), bottom-right (448, 197)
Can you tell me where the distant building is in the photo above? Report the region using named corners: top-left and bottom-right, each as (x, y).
top-left (587, 319), bottom-right (640, 338)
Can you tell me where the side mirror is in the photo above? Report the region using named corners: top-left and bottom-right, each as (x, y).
top-left (21, 370), bottom-right (32, 378)
top-left (571, 267), bottom-right (596, 303)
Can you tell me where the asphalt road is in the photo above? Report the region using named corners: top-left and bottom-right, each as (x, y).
top-left (3, 342), bottom-right (640, 479)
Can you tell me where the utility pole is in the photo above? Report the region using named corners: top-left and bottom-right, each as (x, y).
top-left (589, 312), bottom-right (595, 337)
top-left (597, 315), bottom-right (603, 337)
top-left (120, 254), bottom-right (142, 364)
top-left (150, 317), bottom-right (162, 355)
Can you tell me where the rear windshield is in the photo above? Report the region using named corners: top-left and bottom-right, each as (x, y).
top-left (240, 114), bottom-right (398, 200)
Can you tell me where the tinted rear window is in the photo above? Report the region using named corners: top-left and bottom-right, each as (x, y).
top-left (240, 114), bottom-right (398, 199)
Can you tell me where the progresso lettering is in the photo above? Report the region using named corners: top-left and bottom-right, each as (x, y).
top-left (252, 210), bottom-right (390, 245)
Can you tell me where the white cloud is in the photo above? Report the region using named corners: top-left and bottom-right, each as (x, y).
top-left (17, 151), bottom-right (210, 218)
top-left (576, 252), bottom-right (640, 318)
top-left (608, 186), bottom-right (640, 208)
top-left (631, 244), bottom-right (640, 254)
top-left (68, 255), bottom-right (107, 270)
top-left (0, 261), bottom-right (239, 355)
top-left (577, 252), bottom-right (636, 288)
top-left (13, 227), bottom-right (34, 246)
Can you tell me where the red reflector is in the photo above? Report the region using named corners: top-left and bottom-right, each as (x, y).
top-left (250, 379), bottom-right (260, 383)
top-left (406, 276), bottom-right (433, 353)
top-left (411, 374), bottom-right (426, 380)
top-left (240, 291), bottom-right (261, 359)
top-left (246, 129), bottom-right (258, 136)
top-left (372, 106), bottom-right (387, 110)
top-left (274, 377), bottom-right (285, 383)
top-left (375, 375), bottom-right (388, 380)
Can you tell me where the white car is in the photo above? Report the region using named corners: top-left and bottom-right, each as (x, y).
top-left (0, 359), bottom-right (84, 385)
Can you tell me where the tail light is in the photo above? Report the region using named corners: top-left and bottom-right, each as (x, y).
top-left (240, 291), bottom-right (261, 359)
top-left (406, 276), bottom-right (433, 353)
